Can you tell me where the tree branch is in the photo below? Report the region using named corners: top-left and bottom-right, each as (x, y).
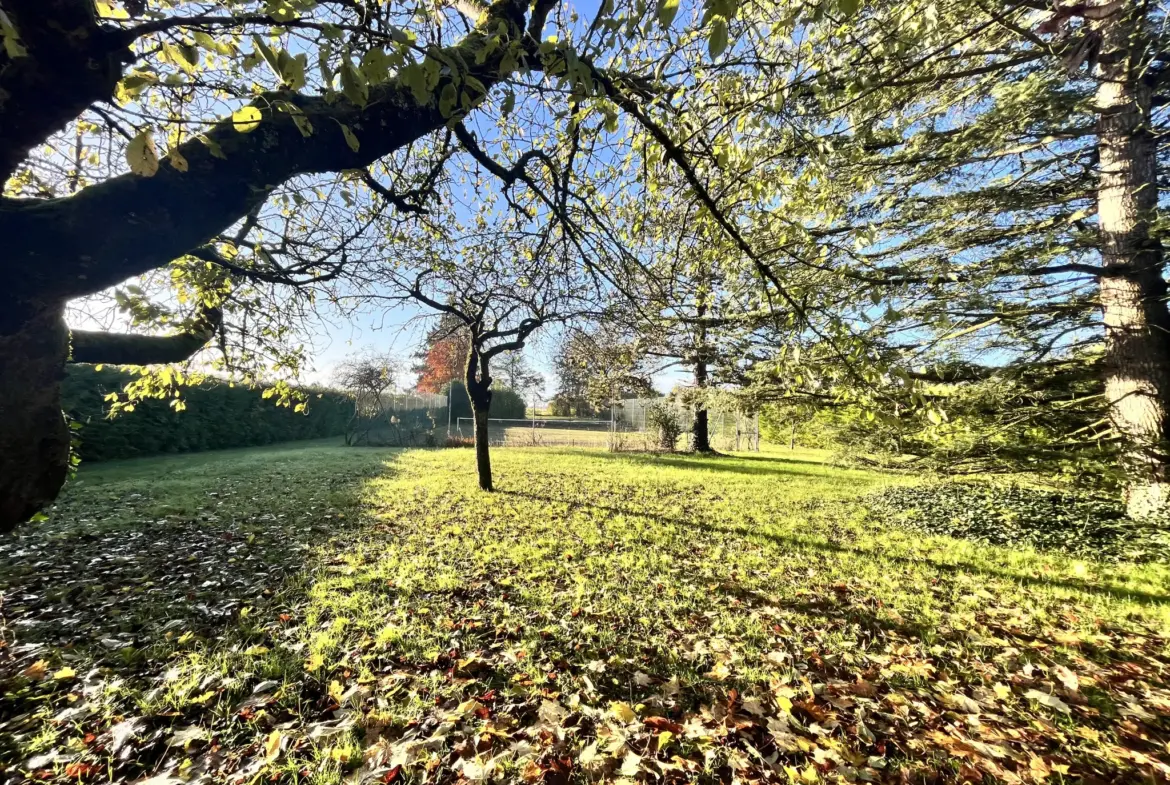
top-left (69, 305), bottom-right (222, 365)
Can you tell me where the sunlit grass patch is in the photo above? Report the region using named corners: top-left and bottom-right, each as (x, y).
top-left (2, 443), bottom-right (1169, 784)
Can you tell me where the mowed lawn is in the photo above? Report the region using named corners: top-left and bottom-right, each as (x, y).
top-left (2, 444), bottom-right (1170, 785)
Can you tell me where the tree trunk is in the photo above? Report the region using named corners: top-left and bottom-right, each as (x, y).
top-left (692, 357), bottom-right (712, 453)
top-left (1095, 4), bottom-right (1170, 518)
top-left (472, 402), bottom-right (493, 491)
top-left (790, 420), bottom-right (796, 451)
top-left (465, 344), bottom-right (494, 492)
top-left (0, 307), bottom-right (71, 533)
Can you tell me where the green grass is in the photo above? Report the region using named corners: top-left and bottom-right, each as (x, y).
top-left (2, 443), bottom-right (1169, 784)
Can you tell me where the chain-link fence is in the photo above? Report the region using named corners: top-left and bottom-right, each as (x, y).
top-left (346, 392), bottom-right (449, 447)
top-left (454, 398), bottom-right (760, 452)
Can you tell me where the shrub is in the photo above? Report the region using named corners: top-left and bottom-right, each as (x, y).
top-left (864, 481), bottom-right (1170, 562)
top-left (645, 402), bottom-right (683, 452)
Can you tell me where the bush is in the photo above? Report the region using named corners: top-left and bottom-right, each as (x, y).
top-left (864, 481), bottom-right (1170, 562)
top-left (63, 365), bottom-right (353, 462)
top-left (645, 402), bottom-right (683, 451)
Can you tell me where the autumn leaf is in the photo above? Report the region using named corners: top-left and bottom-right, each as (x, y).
top-left (264, 730), bottom-right (282, 761)
top-left (126, 130), bottom-right (159, 176)
top-left (609, 701), bottom-right (637, 723)
top-left (22, 660), bottom-right (48, 680)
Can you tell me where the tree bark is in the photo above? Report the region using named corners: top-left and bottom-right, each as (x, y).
top-left (0, 306), bottom-right (71, 530)
top-left (465, 344), bottom-right (494, 491)
top-left (472, 402), bottom-right (493, 491)
top-left (692, 357), bottom-right (712, 452)
top-left (1094, 4), bottom-right (1170, 518)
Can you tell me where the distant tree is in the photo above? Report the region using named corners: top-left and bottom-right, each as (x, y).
top-left (334, 350), bottom-right (398, 445)
top-left (554, 327), bottom-right (655, 415)
top-left (499, 351), bottom-right (545, 401)
top-left (413, 315), bottom-right (470, 394)
top-left (358, 219), bottom-right (600, 490)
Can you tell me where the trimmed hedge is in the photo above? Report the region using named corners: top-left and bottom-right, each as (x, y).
top-left (63, 365), bottom-right (354, 462)
top-left (446, 381), bottom-right (528, 421)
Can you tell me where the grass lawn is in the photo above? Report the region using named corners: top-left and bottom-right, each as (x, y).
top-left (2, 443), bottom-right (1170, 784)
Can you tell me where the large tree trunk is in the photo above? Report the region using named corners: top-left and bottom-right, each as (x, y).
top-left (0, 307), bottom-right (71, 531)
top-left (692, 357), bottom-right (712, 453)
top-left (1095, 4), bottom-right (1170, 519)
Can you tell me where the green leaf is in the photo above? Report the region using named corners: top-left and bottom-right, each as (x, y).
top-left (232, 106), bottom-right (263, 133)
top-left (339, 123), bottom-right (360, 152)
top-left (126, 129), bottom-right (159, 177)
top-left (252, 35), bottom-right (281, 72)
top-left (657, 0), bottom-right (680, 28)
top-left (837, 0), bottom-right (861, 16)
top-left (708, 18), bottom-right (728, 59)
top-left (339, 59), bottom-right (369, 106)
top-left (438, 83), bottom-right (458, 117)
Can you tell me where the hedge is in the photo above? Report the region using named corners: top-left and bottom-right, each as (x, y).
top-left (63, 365), bottom-right (354, 462)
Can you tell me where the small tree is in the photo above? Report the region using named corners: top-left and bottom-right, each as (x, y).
top-left (362, 223), bottom-right (600, 490)
top-left (333, 351), bottom-right (398, 446)
top-left (646, 402), bottom-right (683, 452)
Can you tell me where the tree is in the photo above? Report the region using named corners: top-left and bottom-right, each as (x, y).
top-left (553, 327), bottom-right (654, 417)
top-left (498, 351), bottom-right (544, 401)
top-left (0, 0), bottom-right (571, 529)
top-left (1, 0), bottom-right (805, 530)
top-left (412, 314), bottom-right (470, 394)
top-left (354, 216), bottom-right (600, 490)
top-left (664, 0), bottom-right (1170, 515)
top-left (333, 350), bottom-right (398, 445)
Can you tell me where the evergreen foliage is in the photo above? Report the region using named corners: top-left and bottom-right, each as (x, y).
top-left (62, 366), bottom-right (352, 462)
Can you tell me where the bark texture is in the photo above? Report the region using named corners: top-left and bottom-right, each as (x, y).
top-left (1094, 4), bottom-right (1170, 518)
top-left (0, 307), bottom-right (70, 531)
top-left (472, 404), bottom-right (494, 492)
top-left (692, 357), bottom-right (712, 453)
top-left (466, 347), bottom-right (495, 492)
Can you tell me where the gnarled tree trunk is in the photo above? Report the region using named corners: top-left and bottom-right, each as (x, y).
top-left (1095, 4), bottom-right (1170, 518)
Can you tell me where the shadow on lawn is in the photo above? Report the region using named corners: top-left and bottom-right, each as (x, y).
top-left (0, 450), bottom-right (400, 676)
top-left (502, 490), bottom-right (1170, 607)
top-left (546, 449), bottom-right (836, 478)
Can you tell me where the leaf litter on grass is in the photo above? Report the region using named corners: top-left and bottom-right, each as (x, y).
top-left (1, 445), bottom-right (1170, 785)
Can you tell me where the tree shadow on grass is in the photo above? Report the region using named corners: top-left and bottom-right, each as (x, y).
top-left (501, 489), bottom-right (1170, 607)
top-left (0, 446), bottom-right (402, 676)
top-left (543, 449), bottom-right (839, 479)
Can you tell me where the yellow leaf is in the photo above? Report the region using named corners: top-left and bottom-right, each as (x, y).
top-left (126, 130), bottom-right (159, 177)
top-left (801, 764), bottom-right (819, 783)
top-left (993, 683), bottom-right (1011, 701)
top-left (264, 730), bottom-right (282, 761)
top-left (22, 660), bottom-right (48, 680)
top-left (53, 666), bottom-right (77, 680)
top-left (777, 695), bottom-right (794, 713)
top-left (306, 653), bottom-right (325, 671)
top-left (168, 149), bottom-right (189, 172)
top-left (96, 1), bottom-right (130, 19)
top-left (609, 701), bottom-right (637, 723)
top-left (232, 106), bottom-right (263, 133)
